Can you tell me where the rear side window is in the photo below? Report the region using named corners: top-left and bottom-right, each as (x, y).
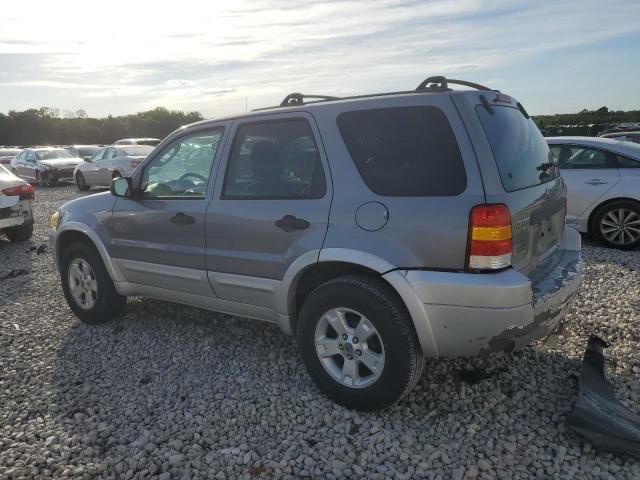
top-left (476, 105), bottom-right (559, 192)
top-left (337, 106), bottom-right (466, 196)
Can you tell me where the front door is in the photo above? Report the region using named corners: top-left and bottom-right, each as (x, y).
top-left (107, 127), bottom-right (226, 296)
top-left (205, 114), bottom-right (332, 307)
top-left (551, 144), bottom-right (620, 223)
top-left (82, 147), bottom-right (106, 185)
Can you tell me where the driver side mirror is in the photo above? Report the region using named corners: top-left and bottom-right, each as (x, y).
top-left (111, 177), bottom-right (133, 198)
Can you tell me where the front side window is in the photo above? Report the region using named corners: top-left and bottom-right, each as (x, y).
top-left (142, 129), bottom-right (223, 198)
top-left (90, 148), bottom-right (106, 162)
top-left (223, 119), bottom-right (326, 199)
top-left (337, 106), bottom-right (466, 196)
top-left (615, 154), bottom-right (640, 168)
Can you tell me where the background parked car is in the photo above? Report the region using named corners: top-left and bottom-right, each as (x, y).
top-left (66, 145), bottom-right (102, 161)
top-left (11, 148), bottom-right (83, 187)
top-left (74, 145), bottom-right (155, 191)
top-left (0, 147), bottom-right (22, 167)
top-left (0, 163), bottom-right (34, 241)
top-left (113, 137), bottom-right (161, 146)
top-left (547, 136), bottom-right (640, 249)
top-left (598, 131), bottom-right (640, 144)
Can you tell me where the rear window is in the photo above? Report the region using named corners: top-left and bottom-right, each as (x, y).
top-left (476, 105), bottom-right (559, 192)
top-left (337, 106), bottom-right (466, 196)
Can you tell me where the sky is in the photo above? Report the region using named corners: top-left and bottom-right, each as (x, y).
top-left (0, 0), bottom-right (639, 118)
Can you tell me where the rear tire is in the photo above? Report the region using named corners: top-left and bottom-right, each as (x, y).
top-left (60, 242), bottom-right (126, 324)
top-left (297, 275), bottom-right (424, 411)
top-left (76, 172), bottom-right (90, 191)
top-left (593, 200), bottom-right (640, 250)
top-left (4, 222), bottom-right (33, 242)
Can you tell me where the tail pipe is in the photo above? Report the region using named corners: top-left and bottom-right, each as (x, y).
top-left (567, 335), bottom-right (640, 458)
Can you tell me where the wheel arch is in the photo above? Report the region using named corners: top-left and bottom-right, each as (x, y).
top-left (281, 248), bottom-right (438, 356)
top-left (55, 223), bottom-right (124, 282)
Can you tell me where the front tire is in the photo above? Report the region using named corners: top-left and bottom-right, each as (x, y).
top-left (60, 242), bottom-right (126, 324)
top-left (36, 171), bottom-right (48, 187)
top-left (593, 200), bottom-right (640, 250)
top-left (297, 275), bottom-right (424, 411)
top-left (4, 222), bottom-right (33, 242)
top-left (76, 172), bottom-right (90, 191)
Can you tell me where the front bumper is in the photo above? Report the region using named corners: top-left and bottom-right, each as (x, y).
top-left (43, 168), bottom-right (76, 183)
top-left (395, 226), bottom-right (582, 357)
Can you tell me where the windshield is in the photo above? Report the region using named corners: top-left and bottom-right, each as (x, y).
top-left (476, 105), bottom-right (559, 192)
top-left (35, 149), bottom-right (76, 160)
top-left (118, 146), bottom-right (154, 156)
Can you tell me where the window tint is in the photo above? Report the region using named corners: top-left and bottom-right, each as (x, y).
top-left (223, 119), bottom-right (326, 200)
top-left (556, 146), bottom-right (615, 169)
top-left (476, 105), bottom-right (558, 191)
top-left (142, 129), bottom-right (223, 198)
top-left (615, 154), bottom-right (640, 168)
top-left (337, 107), bottom-right (465, 196)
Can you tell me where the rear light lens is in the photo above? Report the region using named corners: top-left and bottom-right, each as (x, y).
top-left (2, 183), bottom-right (35, 200)
top-left (467, 204), bottom-right (512, 270)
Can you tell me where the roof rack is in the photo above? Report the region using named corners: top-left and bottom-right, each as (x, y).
top-left (416, 76), bottom-right (495, 92)
top-left (280, 93), bottom-right (340, 107)
top-left (252, 76), bottom-right (497, 112)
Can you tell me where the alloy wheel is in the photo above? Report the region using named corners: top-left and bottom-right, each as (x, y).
top-left (314, 307), bottom-right (385, 388)
top-left (68, 258), bottom-right (98, 309)
top-left (600, 208), bottom-right (640, 246)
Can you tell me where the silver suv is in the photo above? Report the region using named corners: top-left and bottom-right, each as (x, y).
top-left (49, 77), bottom-right (583, 410)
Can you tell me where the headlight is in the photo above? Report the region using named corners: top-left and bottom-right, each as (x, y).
top-left (50, 211), bottom-right (60, 229)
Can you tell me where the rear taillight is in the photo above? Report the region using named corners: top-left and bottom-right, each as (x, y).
top-left (2, 184), bottom-right (35, 200)
top-left (467, 204), bottom-right (512, 271)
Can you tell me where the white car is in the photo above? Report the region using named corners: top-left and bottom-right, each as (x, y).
top-left (0, 164), bottom-right (34, 241)
top-left (547, 136), bottom-right (640, 249)
top-left (73, 145), bottom-right (155, 191)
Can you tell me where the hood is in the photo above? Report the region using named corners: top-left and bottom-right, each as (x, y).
top-left (40, 158), bottom-right (83, 167)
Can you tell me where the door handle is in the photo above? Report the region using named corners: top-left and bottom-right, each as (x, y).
top-left (585, 179), bottom-right (608, 185)
top-left (170, 212), bottom-right (195, 226)
top-left (275, 215), bottom-right (310, 232)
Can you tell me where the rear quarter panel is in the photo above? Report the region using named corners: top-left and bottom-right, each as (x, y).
top-left (313, 93), bottom-right (485, 270)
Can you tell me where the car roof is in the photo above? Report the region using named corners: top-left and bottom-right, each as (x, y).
top-left (600, 131), bottom-right (640, 137)
top-left (183, 88), bottom-right (497, 133)
top-left (546, 136), bottom-right (640, 157)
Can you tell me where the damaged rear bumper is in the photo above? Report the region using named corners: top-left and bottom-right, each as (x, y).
top-left (567, 336), bottom-right (640, 458)
top-left (394, 226), bottom-right (582, 357)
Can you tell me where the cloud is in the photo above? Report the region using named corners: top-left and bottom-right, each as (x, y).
top-left (0, 0), bottom-right (638, 116)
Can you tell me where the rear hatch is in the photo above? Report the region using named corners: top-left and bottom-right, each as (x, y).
top-left (462, 93), bottom-right (566, 277)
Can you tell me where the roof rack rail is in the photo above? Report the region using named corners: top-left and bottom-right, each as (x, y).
top-left (280, 93), bottom-right (340, 107)
top-left (416, 76), bottom-right (495, 92)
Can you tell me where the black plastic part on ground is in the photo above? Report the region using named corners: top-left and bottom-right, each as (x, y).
top-left (567, 335), bottom-right (640, 458)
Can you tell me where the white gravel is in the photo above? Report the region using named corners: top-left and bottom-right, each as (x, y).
top-left (1, 184), bottom-right (639, 479)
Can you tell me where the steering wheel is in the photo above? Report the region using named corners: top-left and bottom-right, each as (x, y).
top-left (178, 172), bottom-right (207, 183)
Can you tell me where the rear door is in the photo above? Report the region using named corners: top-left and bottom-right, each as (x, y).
top-left (461, 94), bottom-right (565, 275)
top-left (205, 113), bottom-right (332, 307)
top-left (549, 143), bottom-right (620, 224)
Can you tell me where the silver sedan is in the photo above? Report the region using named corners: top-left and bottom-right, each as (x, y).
top-left (547, 136), bottom-right (640, 249)
top-left (73, 145), bottom-right (154, 191)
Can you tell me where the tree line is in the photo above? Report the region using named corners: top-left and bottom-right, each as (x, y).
top-left (0, 107), bottom-right (203, 146)
top-left (532, 107), bottom-right (640, 136)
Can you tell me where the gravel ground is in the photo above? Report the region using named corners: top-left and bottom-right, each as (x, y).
top-left (1, 184), bottom-right (639, 480)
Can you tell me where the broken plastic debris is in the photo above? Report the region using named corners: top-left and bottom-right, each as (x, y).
top-left (567, 335), bottom-right (640, 458)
